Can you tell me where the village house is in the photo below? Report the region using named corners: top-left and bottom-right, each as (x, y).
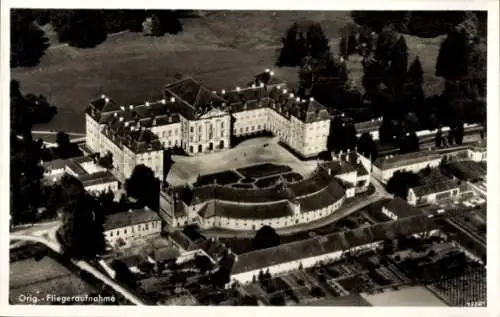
top-left (103, 207), bottom-right (163, 247)
top-left (41, 156), bottom-right (119, 194)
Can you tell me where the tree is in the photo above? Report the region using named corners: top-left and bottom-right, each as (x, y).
top-left (252, 225), bottom-right (280, 250)
top-left (269, 294), bottom-right (285, 306)
top-left (407, 56), bottom-right (423, 85)
top-left (386, 171), bottom-right (420, 199)
top-left (125, 164), bottom-right (160, 211)
top-left (98, 152), bottom-right (113, 169)
top-left (277, 22), bottom-right (302, 67)
top-left (194, 255), bottom-right (212, 274)
top-left (307, 23), bottom-right (330, 59)
top-left (111, 260), bottom-right (138, 287)
top-left (258, 270), bottom-right (264, 282)
top-left (327, 117), bottom-right (357, 153)
top-left (383, 33), bottom-right (408, 92)
top-left (454, 122), bottom-right (464, 145)
top-left (436, 29), bottom-right (470, 80)
top-left (435, 127), bottom-right (443, 148)
top-left (154, 10), bottom-right (183, 35)
top-left (11, 10), bottom-right (49, 67)
top-left (143, 14), bottom-right (163, 36)
top-left (399, 130), bottom-right (419, 154)
top-left (56, 131), bottom-right (82, 159)
top-left (163, 150), bottom-right (174, 182)
top-left (211, 267), bottom-right (230, 288)
top-left (447, 129), bottom-right (455, 146)
top-left (51, 10), bottom-right (107, 48)
top-left (357, 132), bottom-right (378, 161)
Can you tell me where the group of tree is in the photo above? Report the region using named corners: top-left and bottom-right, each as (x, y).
top-left (11, 10), bottom-right (50, 67)
top-left (11, 9), bottom-right (187, 67)
top-left (434, 124), bottom-right (465, 148)
top-left (277, 22), bottom-right (330, 67)
top-left (10, 80), bottom-right (57, 224)
top-left (11, 80), bottom-right (57, 135)
top-left (352, 11), bottom-right (486, 153)
top-left (56, 174), bottom-right (106, 260)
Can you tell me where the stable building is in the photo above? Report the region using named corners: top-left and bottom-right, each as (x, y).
top-left (381, 197), bottom-right (425, 220)
top-left (230, 215), bottom-right (438, 284)
top-left (407, 180), bottom-right (461, 206)
top-left (359, 150), bottom-right (442, 184)
top-left (159, 155), bottom-right (369, 232)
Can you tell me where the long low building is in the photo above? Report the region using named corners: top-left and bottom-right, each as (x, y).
top-left (159, 153), bottom-right (370, 231)
top-left (230, 215), bottom-right (439, 284)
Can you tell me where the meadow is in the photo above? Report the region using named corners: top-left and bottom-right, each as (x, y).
top-left (11, 11), bottom-right (444, 133)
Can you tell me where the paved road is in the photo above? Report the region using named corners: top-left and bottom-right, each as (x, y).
top-left (202, 177), bottom-right (391, 239)
top-left (10, 225), bottom-right (145, 306)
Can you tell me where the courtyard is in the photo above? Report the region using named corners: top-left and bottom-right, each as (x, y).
top-left (166, 137), bottom-right (318, 186)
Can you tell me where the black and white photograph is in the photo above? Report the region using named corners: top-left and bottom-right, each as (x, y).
top-left (4, 1), bottom-right (498, 313)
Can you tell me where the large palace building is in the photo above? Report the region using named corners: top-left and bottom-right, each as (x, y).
top-left (85, 70), bottom-right (331, 180)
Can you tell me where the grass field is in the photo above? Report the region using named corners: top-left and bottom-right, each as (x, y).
top-left (10, 255), bottom-right (97, 304)
top-left (12, 11), bottom-right (444, 133)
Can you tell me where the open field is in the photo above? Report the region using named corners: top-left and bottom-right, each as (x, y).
top-left (13, 11), bottom-right (444, 133)
top-left (361, 286), bottom-right (448, 306)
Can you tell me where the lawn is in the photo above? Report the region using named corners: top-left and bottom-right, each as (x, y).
top-left (237, 163), bottom-right (292, 178)
top-left (12, 11), bottom-right (444, 133)
top-left (196, 170), bottom-right (242, 186)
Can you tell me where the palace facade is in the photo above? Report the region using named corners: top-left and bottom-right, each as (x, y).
top-left (85, 70), bottom-right (331, 180)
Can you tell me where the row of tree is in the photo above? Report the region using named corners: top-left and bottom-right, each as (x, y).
top-left (11, 9), bottom-right (186, 67)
